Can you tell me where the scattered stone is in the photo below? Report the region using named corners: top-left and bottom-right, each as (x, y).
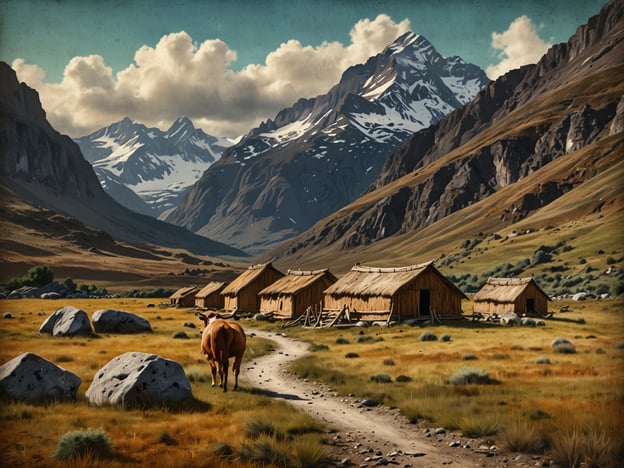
top-left (434, 428), bottom-right (446, 435)
top-left (449, 441), bottom-right (461, 447)
top-left (183, 321), bottom-right (196, 328)
top-left (361, 399), bottom-right (379, 407)
top-left (38, 306), bottom-right (93, 337)
top-left (500, 312), bottom-right (520, 326)
top-left (92, 309), bottom-right (152, 334)
top-left (0, 352), bottom-right (81, 402)
top-left (3, 312), bottom-right (13, 319)
top-left (86, 352), bottom-right (192, 408)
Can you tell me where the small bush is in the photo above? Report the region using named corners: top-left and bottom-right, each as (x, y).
top-left (335, 337), bottom-right (350, 345)
top-left (344, 352), bottom-right (359, 359)
top-left (549, 425), bottom-right (617, 468)
top-left (356, 335), bottom-right (374, 343)
top-left (396, 375), bottom-right (412, 382)
top-left (244, 417), bottom-right (278, 440)
top-left (499, 420), bottom-right (546, 453)
top-left (370, 373), bottom-right (392, 383)
top-left (172, 331), bottom-right (189, 339)
top-left (439, 334), bottom-right (452, 342)
top-left (54, 428), bottom-right (112, 460)
top-left (462, 353), bottom-right (478, 361)
top-left (536, 356), bottom-right (551, 365)
top-left (309, 343), bottom-right (329, 351)
top-left (158, 431), bottom-right (177, 446)
top-left (383, 358), bottom-right (395, 366)
top-left (212, 441), bottom-right (234, 459)
top-left (419, 331), bottom-right (437, 341)
top-left (449, 367), bottom-right (492, 385)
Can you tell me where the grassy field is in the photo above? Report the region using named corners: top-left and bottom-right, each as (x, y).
top-left (0, 298), bottom-right (328, 467)
top-left (0, 297), bottom-right (623, 467)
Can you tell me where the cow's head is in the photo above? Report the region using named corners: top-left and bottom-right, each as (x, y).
top-left (196, 311), bottom-right (220, 327)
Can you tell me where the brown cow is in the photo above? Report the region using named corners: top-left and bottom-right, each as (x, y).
top-left (198, 312), bottom-right (246, 392)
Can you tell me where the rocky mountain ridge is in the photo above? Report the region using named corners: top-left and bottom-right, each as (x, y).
top-left (0, 61), bottom-right (247, 259)
top-left (75, 116), bottom-right (230, 216)
top-left (266, 0), bottom-right (623, 266)
top-left (164, 32), bottom-right (489, 255)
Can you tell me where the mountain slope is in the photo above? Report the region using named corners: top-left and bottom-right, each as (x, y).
top-left (75, 117), bottom-right (230, 216)
top-left (164, 32), bottom-right (488, 255)
top-left (264, 0), bottom-right (623, 279)
top-left (0, 61), bottom-right (248, 260)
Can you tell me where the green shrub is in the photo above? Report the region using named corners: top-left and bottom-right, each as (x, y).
top-left (449, 367), bottom-right (492, 385)
top-left (419, 331), bottom-right (437, 341)
top-left (344, 352), bottom-right (359, 359)
top-left (462, 353), bottom-right (478, 361)
top-left (536, 356), bottom-right (551, 365)
top-left (396, 375), bottom-right (412, 383)
top-left (54, 428), bottom-right (112, 460)
top-left (439, 334), bottom-right (452, 342)
top-left (309, 343), bottom-right (329, 352)
top-left (370, 374), bottom-right (392, 383)
top-left (335, 337), bottom-right (349, 345)
top-left (172, 331), bottom-right (189, 339)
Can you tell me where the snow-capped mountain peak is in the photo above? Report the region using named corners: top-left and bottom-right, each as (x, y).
top-left (75, 117), bottom-right (232, 216)
top-left (164, 31), bottom-right (489, 254)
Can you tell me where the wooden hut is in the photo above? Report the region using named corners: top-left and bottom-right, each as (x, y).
top-left (194, 282), bottom-right (227, 309)
top-left (221, 263), bottom-right (284, 313)
top-left (258, 269), bottom-right (337, 320)
top-left (169, 286), bottom-right (200, 307)
top-left (473, 277), bottom-right (550, 316)
top-left (323, 262), bottom-right (467, 322)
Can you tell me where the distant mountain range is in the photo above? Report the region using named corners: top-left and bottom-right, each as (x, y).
top-left (265, 0), bottom-right (624, 276)
top-left (0, 62), bottom-right (247, 260)
top-left (163, 32), bottom-right (489, 255)
top-left (75, 117), bottom-right (233, 216)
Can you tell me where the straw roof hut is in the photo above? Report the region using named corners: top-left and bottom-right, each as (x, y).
top-left (258, 269), bottom-right (337, 320)
top-left (221, 263), bottom-right (284, 312)
top-left (473, 277), bottom-right (550, 316)
top-left (169, 286), bottom-right (200, 307)
top-left (194, 282), bottom-right (227, 309)
top-left (323, 262), bottom-right (467, 322)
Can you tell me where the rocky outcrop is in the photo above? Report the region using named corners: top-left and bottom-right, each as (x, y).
top-left (91, 309), bottom-right (152, 334)
top-left (38, 306), bottom-right (93, 337)
top-left (85, 352), bottom-right (192, 408)
top-left (0, 353), bottom-right (81, 402)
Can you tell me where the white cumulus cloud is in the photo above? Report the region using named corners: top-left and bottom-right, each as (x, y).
top-left (12, 14), bottom-right (410, 138)
top-left (485, 15), bottom-right (551, 80)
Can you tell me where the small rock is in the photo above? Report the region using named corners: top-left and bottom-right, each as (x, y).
top-left (449, 441), bottom-right (461, 447)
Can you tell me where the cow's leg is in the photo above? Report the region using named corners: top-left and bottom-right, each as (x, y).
top-left (232, 354), bottom-right (242, 391)
top-left (208, 360), bottom-right (217, 387)
top-left (219, 358), bottom-right (229, 392)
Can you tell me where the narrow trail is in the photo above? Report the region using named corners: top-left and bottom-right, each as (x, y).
top-left (240, 329), bottom-right (508, 467)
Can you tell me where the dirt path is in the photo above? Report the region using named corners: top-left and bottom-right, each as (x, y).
top-left (241, 329), bottom-right (520, 467)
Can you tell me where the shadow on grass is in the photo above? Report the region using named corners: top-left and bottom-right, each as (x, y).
top-left (242, 385), bottom-right (308, 402)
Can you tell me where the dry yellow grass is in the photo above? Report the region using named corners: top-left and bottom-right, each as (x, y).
top-left (0, 298), bottom-right (324, 467)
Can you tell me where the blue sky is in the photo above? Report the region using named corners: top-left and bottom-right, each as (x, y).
top-left (0, 0), bottom-right (607, 137)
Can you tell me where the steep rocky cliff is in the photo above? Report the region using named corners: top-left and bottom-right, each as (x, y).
top-left (268, 0), bottom-right (623, 264)
top-left (0, 62), bottom-right (246, 258)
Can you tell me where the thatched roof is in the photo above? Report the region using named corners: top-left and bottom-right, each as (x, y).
top-left (323, 262), bottom-right (466, 298)
top-left (473, 277), bottom-right (550, 303)
top-left (195, 282), bottom-right (227, 299)
top-left (170, 286), bottom-right (200, 299)
top-left (259, 269), bottom-right (337, 296)
top-left (221, 263), bottom-right (283, 295)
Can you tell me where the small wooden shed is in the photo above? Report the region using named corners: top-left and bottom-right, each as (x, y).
top-left (194, 282), bottom-right (227, 309)
top-left (169, 286), bottom-right (200, 307)
top-left (221, 263), bottom-right (284, 313)
top-left (258, 269), bottom-right (338, 320)
top-left (323, 262), bottom-right (467, 322)
top-left (473, 277), bottom-right (550, 316)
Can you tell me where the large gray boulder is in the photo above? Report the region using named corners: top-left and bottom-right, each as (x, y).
top-left (86, 352), bottom-right (192, 408)
top-left (39, 306), bottom-right (93, 337)
top-left (92, 309), bottom-right (152, 334)
top-left (0, 353), bottom-right (81, 402)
